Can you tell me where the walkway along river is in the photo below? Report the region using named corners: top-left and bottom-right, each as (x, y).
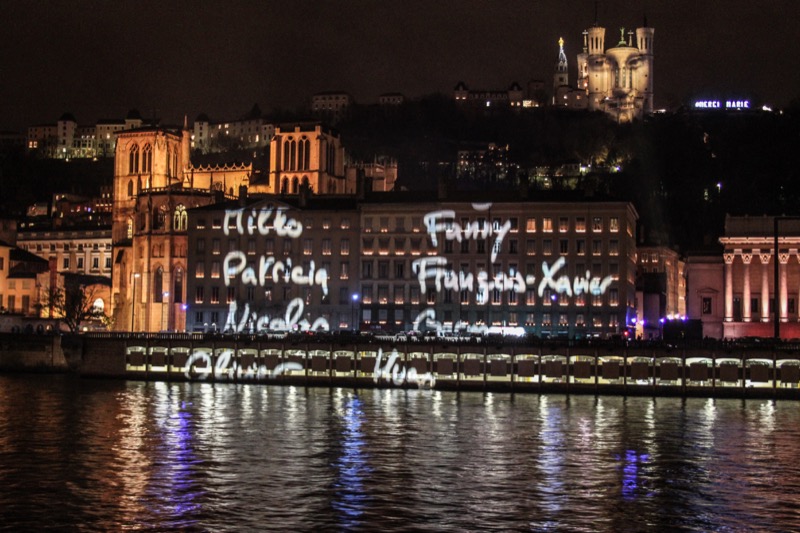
top-left (4, 332), bottom-right (800, 399)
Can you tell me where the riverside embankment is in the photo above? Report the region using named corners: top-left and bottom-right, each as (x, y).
top-left (3, 331), bottom-right (800, 399)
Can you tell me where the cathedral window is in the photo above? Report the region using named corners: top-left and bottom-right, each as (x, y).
top-left (173, 205), bottom-right (187, 231)
top-left (153, 267), bottom-right (163, 302)
top-left (303, 138), bottom-right (311, 170)
top-left (142, 144), bottom-right (152, 173)
top-left (282, 138), bottom-right (290, 171)
top-left (127, 179), bottom-right (134, 198)
top-left (297, 138), bottom-right (305, 171)
top-left (291, 177), bottom-right (299, 194)
top-left (173, 268), bottom-right (184, 303)
top-left (290, 139), bottom-right (297, 171)
top-left (129, 144), bottom-right (139, 174)
top-left (281, 177), bottom-right (288, 194)
top-left (153, 206), bottom-right (167, 230)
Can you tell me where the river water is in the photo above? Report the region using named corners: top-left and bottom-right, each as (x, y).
top-left (1, 375), bottom-right (799, 532)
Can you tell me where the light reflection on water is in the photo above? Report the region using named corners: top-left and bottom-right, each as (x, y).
top-left (1, 375), bottom-right (800, 531)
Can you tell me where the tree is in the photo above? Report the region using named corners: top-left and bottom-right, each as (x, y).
top-left (39, 274), bottom-right (110, 333)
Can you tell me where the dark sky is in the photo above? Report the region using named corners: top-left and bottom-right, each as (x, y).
top-left (1, 0), bottom-right (797, 131)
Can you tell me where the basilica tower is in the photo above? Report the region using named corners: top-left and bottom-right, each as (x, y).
top-left (553, 37), bottom-right (569, 105)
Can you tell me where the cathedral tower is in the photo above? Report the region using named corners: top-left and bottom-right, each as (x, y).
top-left (268, 123), bottom-right (350, 195)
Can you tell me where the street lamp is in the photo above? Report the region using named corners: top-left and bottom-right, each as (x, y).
top-left (162, 291), bottom-right (169, 332)
top-left (131, 273), bottom-right (141, 332)
top-left (351, 293), bottom-right (359, 333)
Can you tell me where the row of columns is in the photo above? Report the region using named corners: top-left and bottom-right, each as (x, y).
top-left (724, 251), bottom-right (794, 323)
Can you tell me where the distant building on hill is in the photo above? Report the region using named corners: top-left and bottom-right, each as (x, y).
top-left (26, 109), bottom-right (146, 159)
top-left (191, 104), bottom-right (275, 154)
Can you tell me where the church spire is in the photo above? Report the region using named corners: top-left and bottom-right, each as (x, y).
top-left (553, 37), bottom-right (569, 104)
top-left (557, 37), bottom-right (568, 73)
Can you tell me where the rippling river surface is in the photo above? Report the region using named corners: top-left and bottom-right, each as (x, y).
top-left (2, 375), bottom-right (800, 532)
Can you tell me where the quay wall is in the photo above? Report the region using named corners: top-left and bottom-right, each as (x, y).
top-left (0, 333), bottom-right (68, 371)
top-left (4, 332), bottom-right (800, 399)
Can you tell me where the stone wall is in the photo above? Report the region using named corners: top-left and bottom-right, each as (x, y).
top-left (0, 333), bottom-right (66, 370)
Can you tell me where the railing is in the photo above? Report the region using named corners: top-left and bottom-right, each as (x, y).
top-left (105, 334), bottom-right (800, 399)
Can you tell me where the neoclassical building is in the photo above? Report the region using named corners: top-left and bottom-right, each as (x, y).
top-left (576, 20), bottom-right (654, 122)
top-left (686, 215), bottom-right (800, 339)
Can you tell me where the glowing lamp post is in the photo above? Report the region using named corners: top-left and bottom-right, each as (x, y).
top-left (131, 273), bottom-right (141, 332)
top-left (351, 293), bottom-right (359, 333)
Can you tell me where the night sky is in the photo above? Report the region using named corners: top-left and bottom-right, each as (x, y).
top-left (1, 0), bottom-right (797, 131)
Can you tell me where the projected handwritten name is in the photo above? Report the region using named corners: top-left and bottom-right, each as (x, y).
top-left (224, 297), bottom-right (329, 334)
top-left (412, 256), bottom-right (614, 301)
top-left (412, 308), bottom-right (488, 336)
top-left (223, 251), bottom-right (329, 295)
top-left (222, 206), bottom-right (302, 238)
top-left (374, 347), bottom-right (435, 388)
top-left (424, 203), bottom-right (511, 262)
top-left (183, 349), bottom-right (303, 381)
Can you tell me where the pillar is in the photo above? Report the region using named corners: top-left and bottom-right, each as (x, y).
top-left (795, 255), bottom-right (800, 322)
top-left (761, 253), bottom-right (771, 322)
top-left (742, 254), bottom-right (752, 322)
top-left (724, 253), bottom-right (734, 322)
top-left (780, 253), bottom-right (789, 323)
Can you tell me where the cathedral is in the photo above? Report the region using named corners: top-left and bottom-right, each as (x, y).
top-left (110, 121), bottom-right (347, 332)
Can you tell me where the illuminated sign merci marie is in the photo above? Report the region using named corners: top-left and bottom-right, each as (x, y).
top-left (693, 100), bottom-right (750, 109)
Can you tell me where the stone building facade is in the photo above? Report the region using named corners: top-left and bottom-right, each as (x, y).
top-left (182, 191), bottom-right (639, 338)
top-left (685, 215), bottom-right (800, 340)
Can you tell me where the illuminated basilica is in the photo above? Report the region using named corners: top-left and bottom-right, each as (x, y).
top-left (575, 20), bottom-right (654, 122)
